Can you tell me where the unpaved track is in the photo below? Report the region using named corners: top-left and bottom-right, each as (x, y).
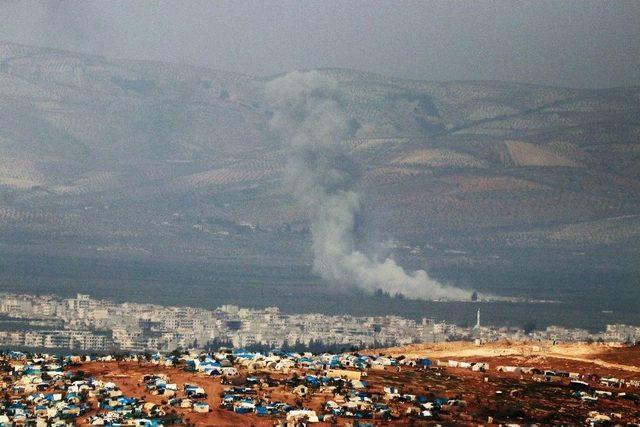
top-left (369, 341), bottom-right (640, 373)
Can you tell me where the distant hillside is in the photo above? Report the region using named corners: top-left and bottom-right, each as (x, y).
top-left (0, 41), bottom-right (639, 283)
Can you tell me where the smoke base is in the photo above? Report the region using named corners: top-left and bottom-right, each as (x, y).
top-left (267, 71), bottom-right (470, 301)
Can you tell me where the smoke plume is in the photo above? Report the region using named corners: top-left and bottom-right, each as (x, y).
top-left (266, 71), bottom-right (470, 301)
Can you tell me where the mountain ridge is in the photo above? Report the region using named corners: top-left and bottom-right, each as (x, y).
top-left (0, 41), bottom-right (638, 297)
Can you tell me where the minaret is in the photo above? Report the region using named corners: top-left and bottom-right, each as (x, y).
top-left (475, 309), bottom-right (480, 329)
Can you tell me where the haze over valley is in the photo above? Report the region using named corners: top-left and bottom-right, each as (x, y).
top-left (0, 41), bottom-right (638, 328)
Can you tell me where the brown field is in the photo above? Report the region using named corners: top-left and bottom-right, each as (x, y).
top-left (70, 342), bottom-right (640, 426)
top-left (77, 362), bottom-right (274, 426)
top-left (370, 341), bottom-right (640, 376)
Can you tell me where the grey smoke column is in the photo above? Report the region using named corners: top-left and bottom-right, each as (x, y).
top-left (266, 71), bottom-right (469, 300)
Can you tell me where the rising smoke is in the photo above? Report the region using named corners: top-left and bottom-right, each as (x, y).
top-left (266, 71), bottom-right (470, 301)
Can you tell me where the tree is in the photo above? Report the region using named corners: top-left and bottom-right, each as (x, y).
top-left (523, 322), bottom-right (536, 335)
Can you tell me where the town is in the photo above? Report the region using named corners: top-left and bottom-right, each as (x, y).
top-left (0, 339), bottom-right (638, 425)
top-left (0, 293), bottom-right (638, 353)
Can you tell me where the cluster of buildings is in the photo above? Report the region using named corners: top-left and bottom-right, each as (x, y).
top-left (0, 351), bottom-right (173, 426)
top-left (213, 349), bottom-right (640, 425)
top-left (214, 351), bottom-right (435, 422)
top-left (0, 293), bottom-right (638, 353)
top-left (0, 345), bottom-right (638, 425)
top-left (536, 324), bottom-right (640, 343)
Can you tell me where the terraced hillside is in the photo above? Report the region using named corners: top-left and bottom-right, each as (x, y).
top-left (0, 41), bottom-right (639, 306)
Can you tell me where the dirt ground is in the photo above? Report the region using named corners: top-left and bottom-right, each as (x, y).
top-left (369, 341), bottom-right (640, 375)
top-left (76, 362), bottom-right (284, 426)
top-left (71, 342), bottom-right (640, 426)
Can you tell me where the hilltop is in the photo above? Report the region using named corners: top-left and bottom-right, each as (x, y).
top-left (366, 341), bottom-right (640, 374)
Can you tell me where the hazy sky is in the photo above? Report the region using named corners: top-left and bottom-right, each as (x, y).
top-left (1, 0), bottom-right (639, 88)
